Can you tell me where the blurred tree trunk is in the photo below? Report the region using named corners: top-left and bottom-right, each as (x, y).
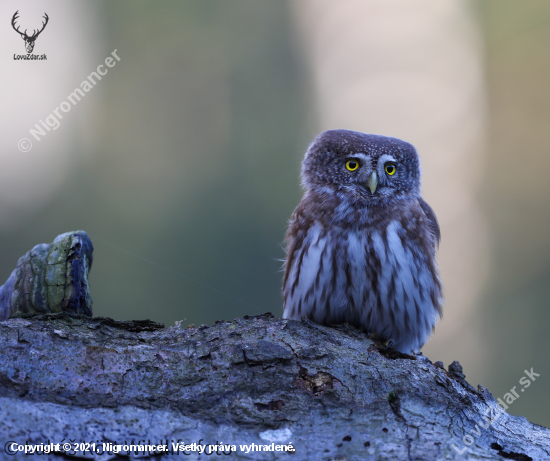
top-left (0, 312), bottom-right (547, 460)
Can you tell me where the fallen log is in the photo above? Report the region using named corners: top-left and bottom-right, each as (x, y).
top-left (0, 234), bottom-right (548, 460)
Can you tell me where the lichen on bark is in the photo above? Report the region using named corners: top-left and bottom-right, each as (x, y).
top-left (0, 231), bottom-right (93, 321)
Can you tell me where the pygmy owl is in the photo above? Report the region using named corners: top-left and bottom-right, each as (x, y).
top-left (282, 129), bottom-right (442, 353)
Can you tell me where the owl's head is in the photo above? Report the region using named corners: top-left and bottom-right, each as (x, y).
top-left (301, 129), bottom-right (421, 201)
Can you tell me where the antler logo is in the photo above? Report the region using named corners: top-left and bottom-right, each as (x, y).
top-left (11, 10), bottom-right (49, 54)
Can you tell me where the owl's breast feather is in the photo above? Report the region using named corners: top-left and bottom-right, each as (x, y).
top-left (283, 211), bottom-right (442, 353)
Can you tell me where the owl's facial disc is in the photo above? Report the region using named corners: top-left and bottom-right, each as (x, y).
top-left (360, 154), bottom-right (400, 196)
top-left (300, 130), bottom-right (421, 198)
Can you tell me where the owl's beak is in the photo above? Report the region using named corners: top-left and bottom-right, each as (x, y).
top-left (367, 171), bottom-right (378, 193)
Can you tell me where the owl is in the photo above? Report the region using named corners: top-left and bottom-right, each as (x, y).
top-left (282, 129), bottom-right (442, 354)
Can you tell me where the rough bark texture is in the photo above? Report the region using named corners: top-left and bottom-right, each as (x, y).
top-left (1, 312), bottom-right (549, 461)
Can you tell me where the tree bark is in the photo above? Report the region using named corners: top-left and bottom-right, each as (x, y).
top-left (1, 311), bottom-right (548, 460)
top-left (0, 233), bottom-right (547, 460)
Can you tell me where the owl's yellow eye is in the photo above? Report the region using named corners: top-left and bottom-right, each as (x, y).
top-left (346, 160), bottom-right (359, 171)
top-left (385, 163), bottom-right (397, 176)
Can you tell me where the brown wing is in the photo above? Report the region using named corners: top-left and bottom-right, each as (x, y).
top-left (283, 205), bottom-right (308, 289)
top-left (419, 198), bottom-right (441, 247)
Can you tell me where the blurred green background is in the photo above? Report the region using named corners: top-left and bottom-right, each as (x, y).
top-left (1, 0), bottom-right (549, 428)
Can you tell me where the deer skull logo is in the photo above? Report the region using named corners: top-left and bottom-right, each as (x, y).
top-left (11, 11), bottom-right (49, 54)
